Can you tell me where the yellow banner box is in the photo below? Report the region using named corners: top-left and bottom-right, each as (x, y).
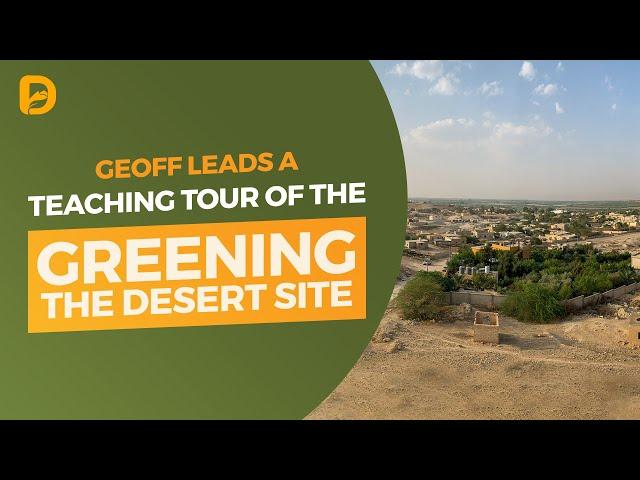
top-left (28, 217), bottom-right (366, 333)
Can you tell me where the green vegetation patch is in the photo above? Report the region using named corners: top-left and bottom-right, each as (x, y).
top-left (446, 243), bottom-right (639, 323)
top-left (501, 282), bottom-right (565, 323)
top-left (395, 271), bottom-right (448, 322)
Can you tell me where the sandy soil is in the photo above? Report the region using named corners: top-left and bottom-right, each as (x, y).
top-left (308, 255), bottom-right (640, 420)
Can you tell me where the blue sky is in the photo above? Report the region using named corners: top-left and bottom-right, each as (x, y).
top-left (372, 60), bottom-right (640, 200)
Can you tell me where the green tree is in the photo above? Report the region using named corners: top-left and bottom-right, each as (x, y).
top-left (465, 235), bottom-right (480, 245)
top-left (446, 245), bottom-right (477, 273)
top-left (473, 243), bottom-right (495, 266)
top-left (573, 272), bottom-right (613, 296)
top-left (395, 272), bottom-right (446, 322)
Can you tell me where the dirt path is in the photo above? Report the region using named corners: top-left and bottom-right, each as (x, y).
top-left (308, 298), bottom-right (640, 420)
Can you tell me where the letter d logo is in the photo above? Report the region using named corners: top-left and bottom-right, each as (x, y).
top-left (19, 75), bottom-right (57, 115)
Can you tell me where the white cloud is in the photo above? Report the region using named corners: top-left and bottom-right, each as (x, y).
top-left (429, 74), bottom-right (459, 95)
top-left (405, 117), bottom-right (480, 151)
top-left (555, 102), bottom-right (564, 114)
top-left (556, 62), bottom-right (564, 72)
top-left (491, 122), bottom-right (552, 144)
top-left (482, 111), bottom-right (495, 127)
top-left (390, 60), bottom-right (444, 81)
top-left (605, 75), bottom-right (614, 91)
top-left (519, 61), bottom-right (536, 81)
top-left (406, 118), bottom-right (474, 142)
top-left (604, 75), bottom-right (614, 92)
top-left (404, 116), bottom-right (552, 151)
top-left (401, 115), bottom-right (568, 199)
top-left (390, 60), bottom-right (467, 96)
top-left (612, 103), bottom-right (617, 111)
top-left (477, 80), bottom-right (504, 97)
top-left (533, 83), bottom-right (559, 96)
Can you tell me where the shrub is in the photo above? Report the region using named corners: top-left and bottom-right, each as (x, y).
top-left (470, 272), bottom-right (497, 290)
top-left (501, 282), bottom-right (565, 323)
top-left (419, 271), bottom-right (458, 292)
top-left (395, 273), bottom-right (446, 322)
top-left (558, 282), bottom-right (573, 300)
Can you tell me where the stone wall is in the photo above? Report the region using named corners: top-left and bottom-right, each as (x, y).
top-left (562, 295), bottom-right (584, 312)
top-left (561, 283), bottom-right (640, 311)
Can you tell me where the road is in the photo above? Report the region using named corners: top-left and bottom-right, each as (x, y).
top-left (402, 250), bottom-right (449, 273)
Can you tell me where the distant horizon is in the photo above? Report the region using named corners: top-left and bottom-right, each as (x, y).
top-left (373, 60), bottom-right (640, 201)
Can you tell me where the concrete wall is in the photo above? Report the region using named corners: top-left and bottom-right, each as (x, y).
top-left (448, 290), bottom-right (506, 310)
top-left (449, 283), bottom-right (640, 313)
top-left (562, 295), bottom-right (584, 312)
top-left (583, 293), bottom-right (601, 307)
top-left (561, 283), bottom-right (640, 312)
